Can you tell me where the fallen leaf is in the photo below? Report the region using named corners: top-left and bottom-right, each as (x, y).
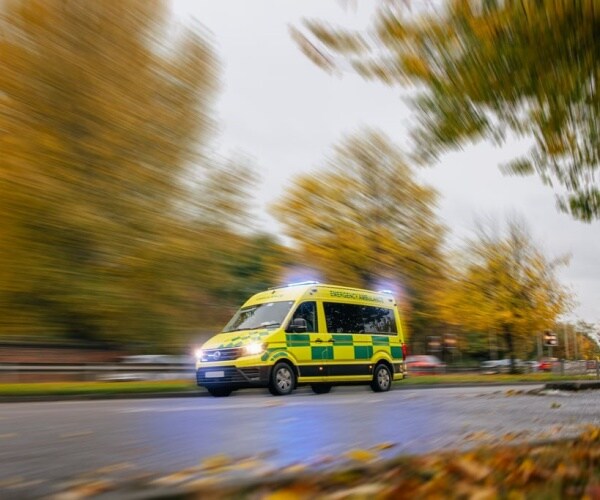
top-left (60, 431), bottom-right (93, 439)
top-left (54, 480), bottom-right (112, 500)
top-left (371, 442), bottom-right (397, 451)
top-left (464, 431), bottom-right (493, 442)
top-left (264, 401), bottom-right (285, 407)
top-left (263, 487), bottom-right (313, 500)
top-left (327, 483), bottom-right (387, 499)
top-left (345, 448), bottom-right (378, 463)
top-left (450, 456), bottom-right (492, 481)
top-left (152, 471), bottom-right (195, 486)
top-left (556, 463), bottom-right (581, 479)
top-left (502, 432), bottom-right (524, 442)
top-left (199, 454), bottom-right (232, 471)
top-left (469, 486), bottom-right (498, 500)
top-left (94, 462), bottom-right (135, 474)
top-left (184, 477), bottom-right (219, 490)
top-left (281, 463), bottom-right (308, 475)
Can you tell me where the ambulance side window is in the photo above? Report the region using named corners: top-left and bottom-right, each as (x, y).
top-left (290, 301), bottom-right (318, 333)
top-left (323, 302), bottom-right (397, 334)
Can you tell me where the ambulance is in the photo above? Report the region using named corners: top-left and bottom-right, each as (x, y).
top-left (195, 282), bottom-right (407, 397)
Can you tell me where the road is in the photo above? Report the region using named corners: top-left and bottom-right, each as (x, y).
top-left (1, 384), bottom-right (600, 497)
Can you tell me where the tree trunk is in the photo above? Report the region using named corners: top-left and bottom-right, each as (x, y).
top-left (502, 324), bottom-right (517, 373)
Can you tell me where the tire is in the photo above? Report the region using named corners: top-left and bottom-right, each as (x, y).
top-left (268, 362), bottom-right (296, 396)
top-left (371, 363), bottom-right (392, 392)
top-left (207, 386), bottom-right (232, 397)
top-left (311, 384), bottom-right (332, 394)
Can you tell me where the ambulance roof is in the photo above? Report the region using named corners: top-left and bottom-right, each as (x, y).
top-left (244, 282), bottom-right (397, 307)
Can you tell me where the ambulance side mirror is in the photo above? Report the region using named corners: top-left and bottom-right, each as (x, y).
top-left (288, 318), bottom-right (307, 333)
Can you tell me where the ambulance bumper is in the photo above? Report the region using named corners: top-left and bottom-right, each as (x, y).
top-left (196, 365), bottom-right (270, 387)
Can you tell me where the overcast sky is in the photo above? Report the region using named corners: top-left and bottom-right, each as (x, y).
top-left (176, 0), bottom-right (600, 324)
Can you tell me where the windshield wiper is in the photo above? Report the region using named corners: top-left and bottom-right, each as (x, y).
top-left (224, 322), bottom-right (280, 333)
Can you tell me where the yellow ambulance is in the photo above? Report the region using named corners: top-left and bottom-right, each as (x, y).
top-left (195, 282), bottom-right (407, 397)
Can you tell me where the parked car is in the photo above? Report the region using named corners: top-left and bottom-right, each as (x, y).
top-left (405, 355), bottom-right (446, 374)
top-left (538, 357), bottom-right (558, 372)
top-left (480, 358), bottom-right (526, 374)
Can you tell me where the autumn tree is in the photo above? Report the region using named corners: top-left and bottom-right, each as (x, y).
top-left (296, 0), bottom-right (600, 221)
top-left (0, 0), bottom-right (220, 346)
top-left (555, 321), bottom-right (600, 360)
top-left (272, 129), bottom-right (447, 343)
top-left (194, 153), bottom-right (258, 233)
top-left (436, 220), bottom-right (571, 366)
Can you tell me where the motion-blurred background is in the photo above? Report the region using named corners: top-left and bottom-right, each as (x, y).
top-left (1, 0), bottom-right (599, 374)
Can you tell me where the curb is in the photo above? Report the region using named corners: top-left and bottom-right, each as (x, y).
top-left (394, 381), bottom-right (547, 390)
top-left (0, 380), bottom-right (556, 403)
top-left (0, 390), bottom-right (205, 403)
top-left (544, 381), bottom-right (600, 392)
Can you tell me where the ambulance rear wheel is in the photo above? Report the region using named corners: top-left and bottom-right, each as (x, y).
top-left (269, 362), bottom-right (295, 396)
top-left (206, 386), bottom-right (232, 397)
top-left (311, 384), bottom-right (332, 394)
top-left (371, 364), bottom-right (392, 392)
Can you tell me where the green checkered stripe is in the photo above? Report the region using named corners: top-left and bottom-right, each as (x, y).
top-left (260, 334), bottom-right (403, 362)
top-left (217, 330), bottom-right (269, 349)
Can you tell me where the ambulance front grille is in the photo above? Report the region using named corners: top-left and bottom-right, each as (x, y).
top-left (201, 347), bottom-right (243, 362)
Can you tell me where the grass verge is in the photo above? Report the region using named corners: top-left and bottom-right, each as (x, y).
top-left (0, 372), bottom-right (597, 398)
top-left (0, 379), bottom-right (196, 397)
top-left (399, 372), bottom-right (599, 386)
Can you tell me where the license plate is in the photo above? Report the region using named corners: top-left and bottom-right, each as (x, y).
top-left (205, 371), bottom-right (225, 378)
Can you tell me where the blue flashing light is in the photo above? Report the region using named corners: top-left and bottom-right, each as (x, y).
top-left (378, 289), bottom-right (395, 295)
top-left (287, 280), bottom-right (320, 287)
top-left (268, 280), bottom-right (321, 290)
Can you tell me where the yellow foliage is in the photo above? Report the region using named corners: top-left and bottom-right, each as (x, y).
top-left (272, 130), bottom-right (447, 343)
top-left (0, 1), bottom-right (280, 348)
top-left (301, 0), bottom-right (600, 221)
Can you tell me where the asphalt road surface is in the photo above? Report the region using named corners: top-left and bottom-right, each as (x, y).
top-left (1, 384), bottom-right (600, 497)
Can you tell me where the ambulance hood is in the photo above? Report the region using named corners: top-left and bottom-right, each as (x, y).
top-left (201, 329), bottom-right (272, 350)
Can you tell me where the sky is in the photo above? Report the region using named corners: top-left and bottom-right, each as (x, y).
top-left (176, 0), bottom-right (600, 324)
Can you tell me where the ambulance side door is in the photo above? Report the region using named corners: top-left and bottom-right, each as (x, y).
top-left (286, 301), bottom-right (330, 381)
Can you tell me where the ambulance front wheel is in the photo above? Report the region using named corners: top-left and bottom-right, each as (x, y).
top-left (371, 363), bottom-right (392, 392)
top-left (269, 362), bottom-right (296, 396)
top-left (311, 384), bottom-right (332, 394)
top-left (206, 386), bottom-right (233, 397)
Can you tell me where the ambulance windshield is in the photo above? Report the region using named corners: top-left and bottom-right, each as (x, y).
top-left (223, 301), bottom-right (295, 333)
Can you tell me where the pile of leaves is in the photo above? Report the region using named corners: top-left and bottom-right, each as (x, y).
top-left (184, 427), bottom-right (600, 499)
top-left (48, 426), bottom-right (600, 499)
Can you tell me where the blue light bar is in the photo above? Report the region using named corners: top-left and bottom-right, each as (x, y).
top-left (378, 289), bottom-right (395, 294)
top-left (268, 280), bottom-right (321, 290)
top-left (287, 281), bottom-right (320, 287)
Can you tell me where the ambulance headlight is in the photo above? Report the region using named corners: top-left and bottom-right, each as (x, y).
top-left (244, 342), bottom-right (265, 356)
top-left (194, 349), bottom-right (204, 360)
